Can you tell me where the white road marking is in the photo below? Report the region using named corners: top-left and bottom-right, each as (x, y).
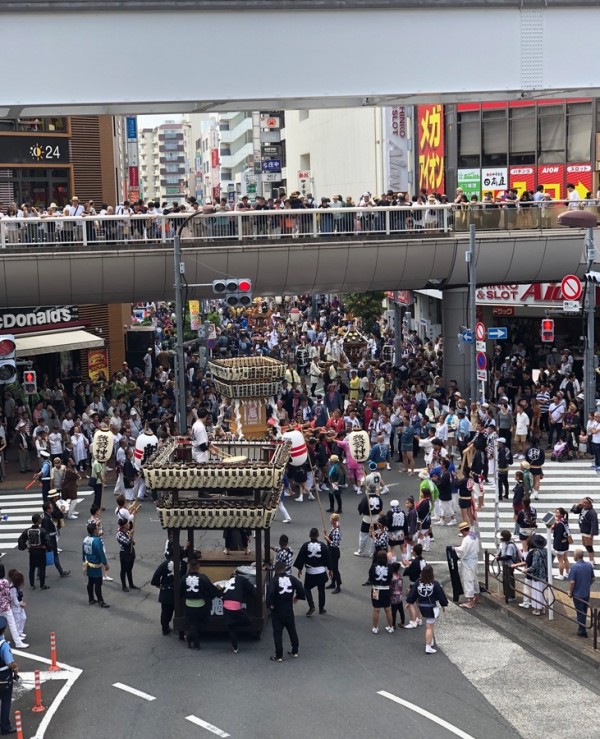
top-left (377, 691), bottom-right (475, 739)
top-left (11, 649), bottom-right (82, 739)
top-left (186, 715), bottom-right (230, 737)
top-left (112, 682), bottom-right (156, 701)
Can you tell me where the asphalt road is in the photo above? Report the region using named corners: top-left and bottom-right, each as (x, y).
top-left (2, 465), bottom-right (599, 738)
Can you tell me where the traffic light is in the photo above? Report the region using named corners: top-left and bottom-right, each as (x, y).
top-left (541, 318), bottom-right (555, 343)
top-left (212, 278), bottom-right (253, 307)
top-left (23, 369), bottom-right (37, 395)
top-left (0, 335), bottom-right (17, 384)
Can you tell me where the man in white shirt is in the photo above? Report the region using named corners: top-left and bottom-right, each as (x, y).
top-left (48, 426), bottom-right (64, 457)
top-left (514, 406), bottom-right (530, 459)
top-left (567, 183), bottom-right (581, 208)
top-left (548, 396), bottom-right (566, 448)
top-left (191, 408), bottom-right (217, 463)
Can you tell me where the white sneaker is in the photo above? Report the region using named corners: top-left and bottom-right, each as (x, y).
top-left (353, 551), bottom-right (363, 557)
top-left (385, 626), bottom-right (394, 633)
top-left (68, 515), bottom-right (78, 520)
top-left (404, 621), bottom-right (417, 629)
top-left (533, 492), bottom-right (539, 500)
top-left (16, 642), bottom-right (29, 649)
top-left (103, 576), bottom-right (114, 582)
top-left (417, 618), bottom-right (423, 626)
top-left (447, 519), bottom-right (457, 526)
top-left (381, 486), bottom-right (390, 495)
top-left (554, 574), bottom-right (564, 580)
top-left (431, 517), bottom-right (442, 524)
top-left (518, 601), bottom-right (530, 608)
top-left (425, 645), bottom-right (437, 654)
top-left (57, 548), bottom-right (63, 553)
top-left (295, 497), bottom-right (304, 503)
top-left (308, 495), bottom-right (316, 501)
top-left (386, 464), bottom-right (391, 470)
top-left (372, 627), bottom-right (379, 634)
top-left (282, 519), bottom-right (291, 524)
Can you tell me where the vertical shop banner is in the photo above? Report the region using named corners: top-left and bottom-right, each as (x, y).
top-left (384, 106), bottom-right (411, 192)
top-left (457, 169), bottom-right (481, 199)
top-left (566, 163), bottom-right (593, 199)
top-left (481, 167), bottom-right (508, 199)
top-left (87, 348), bottom-right (109, 382)
top-left (508, 166), bottom-right (535, 197)
top-left (189, 300), bottom-right (201, 331)
top-left (211, 149), bottom-right (220, 168)
top-left (417, 104), bottom-right (445, 194)
top-left (537, 164), bottom-right (564, 200)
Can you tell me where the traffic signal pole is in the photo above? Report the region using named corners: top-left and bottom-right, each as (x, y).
top-left (467, 224), bottom-right (477, 403)
top-left (584, 227), bottom-right (596, 421)
top-left (173, 231), bottom-right (188, 435)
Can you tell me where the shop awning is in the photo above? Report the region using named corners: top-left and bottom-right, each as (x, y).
top-left (15, 330), bottom-right (104, 357)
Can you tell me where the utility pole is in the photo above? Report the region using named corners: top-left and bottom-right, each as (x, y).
top-left (466, 224), bottom-right (477, 403)
top-left (394, 291), bottom-right (402, 366)
top-left (173, 230), bottom-right (187, 434)
top-left (584, 227), bottom-right (596, 422)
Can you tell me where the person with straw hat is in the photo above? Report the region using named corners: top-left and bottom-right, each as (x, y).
top-left (454, 521), bottom-right (480, 609)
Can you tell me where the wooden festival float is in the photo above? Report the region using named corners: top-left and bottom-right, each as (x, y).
top-left (150, 356), bottom-right (290, 638)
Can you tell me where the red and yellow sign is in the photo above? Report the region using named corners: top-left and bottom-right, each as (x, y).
top-left (87, 348), bottom-right (109, 382)
top-left (508, 166), bottom-right (535, 197)
top-left (566, 163), bottom-right (592, 199)
top-left (417, 104), bottom-right (445, 194)
top-left (537, 164), bottom-right (564, 200)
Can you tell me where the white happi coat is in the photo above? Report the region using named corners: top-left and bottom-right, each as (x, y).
top-left (455, 531), bottom-right (480, 598)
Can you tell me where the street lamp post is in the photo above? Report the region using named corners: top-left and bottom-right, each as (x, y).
top-left (173, 225), bottom-right (188, 435)
top-left (557, 209), bottom-right (598, 421)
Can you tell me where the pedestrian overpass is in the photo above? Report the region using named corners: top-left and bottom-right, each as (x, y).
top-left (2, 1), bottom-right (600, 115)
top-left (0, 227), bottom-right (592, 307)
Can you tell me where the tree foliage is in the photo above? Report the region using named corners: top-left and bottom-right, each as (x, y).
top-left (341, 292), bottom-right (385, 333)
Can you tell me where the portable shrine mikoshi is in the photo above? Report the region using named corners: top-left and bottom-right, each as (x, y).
top-left (341, 324), bottom-right (370, 365)
top-left (208, 356), bottom-right (286, 439)
top-left (150, 437), bottom-right (291, 638)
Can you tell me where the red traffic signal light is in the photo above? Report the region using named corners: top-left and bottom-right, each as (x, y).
top-left (212, 278), bottom-right (253, 307)
top-left (0, 335), bottom-right (16, 384)
top-left (541, 318), bottom-right (554, 343)
top-left (23, 369), bottom-right (37, 395)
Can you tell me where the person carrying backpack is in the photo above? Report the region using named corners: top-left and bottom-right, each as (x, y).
top-left (17, 514), bottom-right (51, 590)
top-left (497, 529), bottom-right (521, 599)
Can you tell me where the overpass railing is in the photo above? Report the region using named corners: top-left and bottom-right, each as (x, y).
top-left (0, 201), bottom-right (590, 248)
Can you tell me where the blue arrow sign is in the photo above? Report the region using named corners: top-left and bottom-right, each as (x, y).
top-left (487, 327), bottom-right (508, 341)
top-left (462, 330), bottom-right (473, 343)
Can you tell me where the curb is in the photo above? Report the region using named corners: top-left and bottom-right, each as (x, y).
top-left (480, 592), bottom-right (600, 671)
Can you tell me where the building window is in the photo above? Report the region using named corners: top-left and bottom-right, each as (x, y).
top-left (300, 153), bottom-right (311, 171)
top-left (538, 105), bottom-right (565, 163)
top-left (482, 109), bottom-right (507, 167)
top-left (567, 102), bottom-right (592, 162)
top-left (0, 117), bottom-right (67, 133)
top-left (509, 106), bottom-right (536, 165)
top-left (457, 111), bottom-right (480, 169)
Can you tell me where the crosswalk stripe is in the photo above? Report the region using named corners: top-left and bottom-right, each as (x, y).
top-left (450, 460), bottom-right (597, 555)
top-left (0, 489), bottom-right (93, 552)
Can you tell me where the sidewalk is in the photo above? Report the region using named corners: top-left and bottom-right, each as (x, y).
top-left (482, 574), bottom-right (600, 669)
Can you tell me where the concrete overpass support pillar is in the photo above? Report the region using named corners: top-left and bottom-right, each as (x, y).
top-left (442, 288), bottom-right (469, 397)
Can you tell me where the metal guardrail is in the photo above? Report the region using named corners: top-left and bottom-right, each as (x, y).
top-left (0, 200), bottom-right (591, 249)
top-left (485, 550), bottom-right (598, 649)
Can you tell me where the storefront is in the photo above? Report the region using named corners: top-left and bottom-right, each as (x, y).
top-left (476, 282), bottom-right (596, 369)
top-left (442, 98), bottom-right (599, 199)
top-left (3, 303), bottom-right (130, 390)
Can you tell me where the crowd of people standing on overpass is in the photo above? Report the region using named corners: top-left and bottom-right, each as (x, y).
top-left (1, 182), bottom-right (596, 245)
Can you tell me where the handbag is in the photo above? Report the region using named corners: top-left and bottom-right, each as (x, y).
top-left (433, 606), bottom-right (441, 619)
top-left (45, 550), bottom-right (54, 566)
top-left (567, 534), bottom-right (574, 545)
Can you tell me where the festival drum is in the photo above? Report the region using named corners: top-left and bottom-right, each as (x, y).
top-left (134, 429), bottom-right (159, 470)
top-left (92, 427), bottom-right (114, 463)
top-left (347, 430), bottom-right (371, 462)
top-left (282, 430), bottom-right (308, 466)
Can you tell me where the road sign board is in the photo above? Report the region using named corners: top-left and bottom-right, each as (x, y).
top-left (207, 338), bottom-right (216, 350)
top-left (477, 369), bottom-right (487, 381)
top-left (476, 351), bottom-right (487, 370)
top-left (487, 327), bottom-right (508, 341)
top-left (563, 300), bottom-right (581, 313)
top-left (476, 340), bottom-right (486, 352)
top-left (462, 330), bottom-right (473, 343)
top-left (475, 322), bottom-right (486, 341)
top-left (561, 274), bottom-right (582, 301)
